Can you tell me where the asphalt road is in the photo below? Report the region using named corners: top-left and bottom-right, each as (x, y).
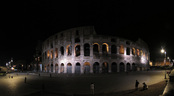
top-left (0, 70), bottom-right (166, 96)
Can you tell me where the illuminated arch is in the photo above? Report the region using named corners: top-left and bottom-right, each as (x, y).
top-left (84, 62), bottom-right (90, 74)
top-left (93, 43), bottom-right (99, 53)
top-left (47, 50), bottom-right (50, 58)
top-left (75, 44), bottom-right (80, 57)
top-left (66, 44), bottom-right (72, 56)
top-left (119, 45), bottom-right (124, 54)
top-left (132, 48), bottom-right (136, 55)
top-left (140, 50), bottom-right (143, 56)
top-left (137, 49), bottom-right (140, 56)
top-left (102, 43), bottom-right (109, 53)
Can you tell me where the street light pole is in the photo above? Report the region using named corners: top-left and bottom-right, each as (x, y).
top-left (164, 51), bottom-right (166, 79)
top-left (161, 48), bottom-right (167, 79)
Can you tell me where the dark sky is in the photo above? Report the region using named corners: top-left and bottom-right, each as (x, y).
top-left (1, 0), bottom-right (174, 65)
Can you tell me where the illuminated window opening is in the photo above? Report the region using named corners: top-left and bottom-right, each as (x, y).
top-left (47, 50), bottom-right (50, 59)
top-left (119, 45), bottom-right (124, 54)
top-left (102, 43), bottom-right (109, 53)
top-left (137, 49), bottom-right (140, 56)
top-left (132, 48), bottom-right (136, 55)
top-left (140, 50), bottom-right (143, 56)
top-left (51, 50), bottom-right (53, 59)
top-left (55, 48), bottom-right (58, 58)
top-left (66, 45), bottom-right (72, 56)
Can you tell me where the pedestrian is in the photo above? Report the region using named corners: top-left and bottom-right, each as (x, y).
top-left (135, 80), bottom-right (139, 90)
top-left (90, 82), bottom-right (94, 95)
top-left (142, 82), bottom-right (148, 90)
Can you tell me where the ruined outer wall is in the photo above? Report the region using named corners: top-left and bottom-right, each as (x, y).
top-left (42, 26), bottom-right (150, 73)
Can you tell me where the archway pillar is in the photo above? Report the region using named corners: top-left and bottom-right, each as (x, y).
top-left (72, 63), bottom-right (75, 73)
top-left (90, 64), bottom-right (93, 73)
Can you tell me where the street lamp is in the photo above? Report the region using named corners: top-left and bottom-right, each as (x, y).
top-left (161, 48), bottom-right (166, 79)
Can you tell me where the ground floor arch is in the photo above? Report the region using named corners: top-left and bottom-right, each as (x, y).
top-left (93, 62), bottom-right (100, 73)
top-left (127, 63), bottom-right (131, 72)
top-left (51, 64), bottom-right (53, 72)
top-left (84, 62), bottom-right (90, 74)
top-left (111, 62), bottom-right (117, 73)
top-left (75, 63), bottom-right (81, 74)
top-left (60, 63), bottom-right (64, 73)
top-left (67, 63), bottom-right (72, 73)
top-left (120, 62), bottom-right (125, 72)
top-left (102, 62), bottom-right (109, 73)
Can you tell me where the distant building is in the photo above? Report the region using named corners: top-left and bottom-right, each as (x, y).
top-left (42, 26), bottom-right (150, 74)
top-left (154, 58), bottom-right (172, 66)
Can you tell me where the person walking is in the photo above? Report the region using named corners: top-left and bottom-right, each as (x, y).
top-left (90, 82), bottom-right (94, 95)
top-left (135, 80), bottom-right (139, 90)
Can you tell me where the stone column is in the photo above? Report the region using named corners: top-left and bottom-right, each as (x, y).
top-left (117, 46), bottom-right (119, 54)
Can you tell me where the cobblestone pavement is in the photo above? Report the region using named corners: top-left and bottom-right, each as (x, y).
top-left (0, 70), bottom-right (167, 96)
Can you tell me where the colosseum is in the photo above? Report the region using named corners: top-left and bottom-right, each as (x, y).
top-left (42, 26), bottom-right (150, 74)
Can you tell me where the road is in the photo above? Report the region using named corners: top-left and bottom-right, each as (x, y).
top-left (0, 70), bottom-right (166, 96)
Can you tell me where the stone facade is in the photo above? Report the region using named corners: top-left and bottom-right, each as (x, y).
top-left (42, 26), bottom-right (150, 74)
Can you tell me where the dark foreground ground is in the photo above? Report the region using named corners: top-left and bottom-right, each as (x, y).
top-left (0, 70), bottom-right (167, 96)
top-left (25, 80), bottom-right (166, 96)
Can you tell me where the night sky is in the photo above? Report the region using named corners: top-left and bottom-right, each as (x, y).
top-left (1, 0), bottom-right (174, 65)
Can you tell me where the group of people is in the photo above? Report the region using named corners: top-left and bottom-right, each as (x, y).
top-left (135, 80), bottom-right (148, 90)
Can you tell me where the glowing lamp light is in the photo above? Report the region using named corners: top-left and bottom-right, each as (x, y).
top-left (161, 49), bottom-right (165, 53)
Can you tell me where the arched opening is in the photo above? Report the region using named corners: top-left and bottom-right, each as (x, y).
top-left (60, 46), bottom-right (64, 55)
top-left (93, 43), bottom-right (99, 53)
top-left (51, 64), bottom-right (53, 72)
top-left (75, 37), bottom-right (80, 43)
top-left (132, 63), bottom-right (137, 71)
top-left (47, 50), bottom-right (50, 59)
top-left (111, 62), bottom-right (117, 73)
top-left (111, 45), bottom-right (117, 54)
top-left (102, 62), bottom-right (109, 73)
top-left (126, 47), bottom-right (130, 55)
top-left (75, 45), bottom-right (80, 57)
top-left (132, 48), bottom-right (136, 55)
top-left (119, 62), bottom-right (125, 72)
top-left (75, 63), bottom-right (81, 74)
top-left (84, 43), bottom-right (90, 56)
top-left (93, 62), bottom-right (99, 73)
top-left (102, 43), bottom-right (109, 54)
top-left (66, 45), bottom-right (72, 56)
top-left (137, 49), bottom-right (140, 56)
top-left (127, 63), bottom-right (131, 72)
top-left (47, 64), bottom-right (49, 72)
top-left (55, 64), bottom-right (58, 73)
top-left (84, 62), bottom-right (90, 74)
top-left (119, 45), bottom-right (124, 54)
top-left (67, 63), bottom-right (72, 73)
top-left (60, 63), bottom-right (64, 73)
top-left (55, 48), bottom-right (58, 58)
